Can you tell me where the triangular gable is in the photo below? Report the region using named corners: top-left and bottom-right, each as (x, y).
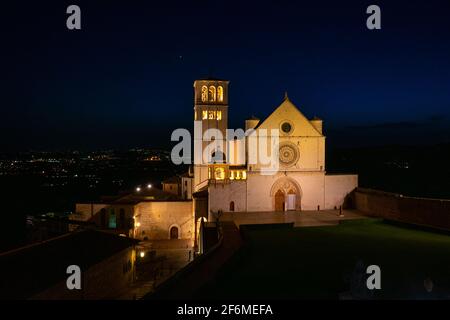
top-left (255, 98), bottom-right (322, 137)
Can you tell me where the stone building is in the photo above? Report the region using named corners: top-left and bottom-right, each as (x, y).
top-left (73, 77), bottom-right (357, 248)
top-left (72, 186), bottom-right (194, 244)
top-left (162, 171), bottom-right (194, 200)
top-left (192, 78), bottom-right (358, 221)
top-left (162, 176), bottom-right (181, 196)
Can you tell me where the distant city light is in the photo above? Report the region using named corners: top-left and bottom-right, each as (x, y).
top-left (136, 187), bottom-right (141, 192)
top-left (147, 184), bottom-right (152, 189)
top-left (139, 251), bottom-right (145, 258)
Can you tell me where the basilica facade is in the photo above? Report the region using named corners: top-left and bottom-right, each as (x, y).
top-left (192, 78), bottom-right (358, 220)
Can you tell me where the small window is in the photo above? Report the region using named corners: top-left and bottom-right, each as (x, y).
top-left (214, 167), bottom-right (225, 180)
top-left (211, 150), bottom-right (226, 164)
top-left (281, 122), bottom-right (292, 134)
top-left (217, 86), bottom-right (224, 102)
top-left (230, 201), bottom-right (235, 212)
top-left (209, 86), bottom-right (216, 102)
top-left (170, 226), bottom-right (179, 239)
top-left (109, 209), bottom-right (116, 229)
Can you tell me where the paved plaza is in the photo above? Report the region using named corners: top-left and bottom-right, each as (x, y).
top-left (220, 209), bottom-right (368, 228)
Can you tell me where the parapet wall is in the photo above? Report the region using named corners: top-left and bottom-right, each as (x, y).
top-left (354, 188), bottom-right (450, 230)
top-left (325, 174), bottom-right (358, 209)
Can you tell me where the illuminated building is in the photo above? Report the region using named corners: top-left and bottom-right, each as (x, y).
top-left (192, 78), bottom-right (358, 221)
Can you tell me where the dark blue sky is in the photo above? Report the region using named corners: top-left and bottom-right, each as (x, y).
top-left (1, 0), bottom-right (450, 151)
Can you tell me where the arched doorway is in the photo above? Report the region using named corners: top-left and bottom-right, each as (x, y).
top-left (275, 190), bottom-right (285, 211)
top-left (170, 226), bottom-right (179, 239)
top-left (270, 177), bottom-right (302, 211)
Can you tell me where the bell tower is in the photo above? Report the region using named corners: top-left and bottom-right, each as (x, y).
top-left (193, 78), bottom-right (229, 191)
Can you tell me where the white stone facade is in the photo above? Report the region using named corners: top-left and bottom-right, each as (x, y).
top-left (209, 172), bottom-right (357, 214)
top-left (193, 79), bottom-right (358, 217)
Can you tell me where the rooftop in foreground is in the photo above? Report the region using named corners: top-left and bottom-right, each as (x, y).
top-left (0, 230), bottom-right (138, 299)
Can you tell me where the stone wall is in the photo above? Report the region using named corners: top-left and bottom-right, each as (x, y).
top-left (73, 203), bottom-right (135, 231)
top-left (354, 188), bottom-right (450, 229)
top-left (245, 171), bottom-right (326, 211)
top-left (32, 247), bottom-right (135, 300)
top-left (194, 197), bottom-right (208, 220)
top-left (208, 171), bottom-right (357, 213)
top-left (134, 201), bottom-right (194, 242)
top-left (324, 174), bottom-right (358, 209)
top-left (209, 180), bottom-right (247, 213)
top-left (163, 183), bottom-right (180, 196)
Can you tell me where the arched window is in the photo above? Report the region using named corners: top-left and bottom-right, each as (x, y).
top-left (214, 167), bottom-right (225, 180)
top-left (230, 201), bottom-right (235, 212)
top-left (209, 86), bottom-right (216, 102)
top-left (109, 209), bottom-right (116, 229)
top-left (170, 226), bottom-right (179, 239)
top-left (217, 86), bottom-right (224, 102)
top-left (201, 86), bottom-right (208, 102)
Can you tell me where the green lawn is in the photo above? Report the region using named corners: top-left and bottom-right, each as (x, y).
top-left (195, 219), bottom-right (450, 299)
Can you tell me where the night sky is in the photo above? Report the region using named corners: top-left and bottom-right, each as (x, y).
top-left (2, 0), bottom-right (450, 152)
